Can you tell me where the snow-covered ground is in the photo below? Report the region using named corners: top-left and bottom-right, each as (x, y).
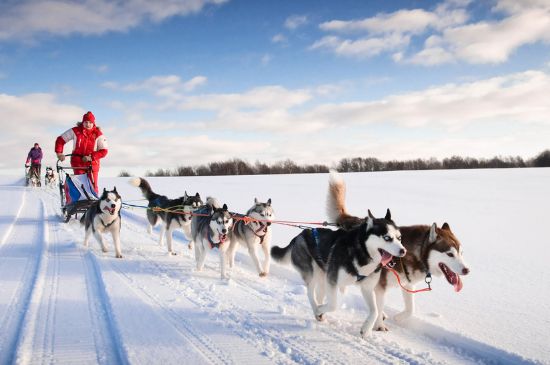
top-left (0, 168), bottom-right (548, 365)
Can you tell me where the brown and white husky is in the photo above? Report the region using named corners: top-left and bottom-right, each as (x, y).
top-left (326, 171), bottom-right (470, 331)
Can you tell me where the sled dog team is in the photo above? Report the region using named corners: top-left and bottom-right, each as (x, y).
top-left (80, 172), bottom-right (469, 337)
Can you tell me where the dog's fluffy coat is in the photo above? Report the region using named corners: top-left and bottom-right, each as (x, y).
top-left (228, 198), bottom-right (274, 277)
top-left (81, 187), bottom-right (123, 258)
top-left (271, 206), bottom-right (406, 337)
top-left (130, 177), bottom-right (202, 255)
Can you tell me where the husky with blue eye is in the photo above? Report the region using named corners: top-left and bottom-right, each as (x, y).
top-left (81, 187), bottom-right (123, 258)
top-left (228, 198), bottom-right (274, 277)
top-left (191, 197), bottom-right (234, 280)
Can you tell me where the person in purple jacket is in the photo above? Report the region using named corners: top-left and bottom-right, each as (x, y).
top-left (25, 142), bottom-right (43, 185)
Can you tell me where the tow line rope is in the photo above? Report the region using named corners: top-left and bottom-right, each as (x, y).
top-left (121, 201), bottom-right (337, 227)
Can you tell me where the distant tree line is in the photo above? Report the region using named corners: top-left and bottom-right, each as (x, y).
top-left (118, 150), bottom-right (550, 177)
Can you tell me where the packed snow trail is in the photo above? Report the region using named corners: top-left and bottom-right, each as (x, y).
top-left (0, 181), bottom-right (544, 365)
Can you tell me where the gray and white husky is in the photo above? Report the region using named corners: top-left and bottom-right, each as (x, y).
top-left (81, 187), bottom-right (123, 258)
top-left (191, 197), bottom-right (234, 279)
top-left (271, 209), bottom-right (406, 337)
top-left (228, 198), bottom-right (274, 277)
top-left (130, 177), bottom-right (203, 255)
top-left (326, 171), bottom-right (470, 331)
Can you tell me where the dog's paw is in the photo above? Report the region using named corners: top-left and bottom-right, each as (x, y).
top-left (259, 272), bottom-right (267, 277)
top-left (394, 311), bottom-right (412, 322)
top-left (116, 254), bottom-right (123, 259)
top-left (315, 313), bottom-right (325, 322)
top-left (102, 248), bottom-right (108, 253)
top-left (375, 325), bottom-right (389, 332)
top-left (188, 244), bottom-right (193, 250)
top-left (382, 311), bottom-right (388, 321)
top-left (169, 251), bottom-right (177, 256)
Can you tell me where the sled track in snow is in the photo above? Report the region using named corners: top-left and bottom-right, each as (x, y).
top-left (120, 242), bottom-right (374, 365)
top-left (105, 257), bottom-right (233, 365)
top-left (0, 194), bottom-right (46, 364)
top-left (82, 250), bottom-right (130, 365)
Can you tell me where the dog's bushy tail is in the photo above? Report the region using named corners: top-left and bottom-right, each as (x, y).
top-left (326, 170), bottom-right (362, 230)
top-left (129, 177), bottom-right (157, 201)
top-left (271, 237), bottom-right (297, 264)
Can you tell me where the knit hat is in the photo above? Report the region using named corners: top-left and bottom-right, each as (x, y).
top-left (82, 111), bottom-right (95, 124)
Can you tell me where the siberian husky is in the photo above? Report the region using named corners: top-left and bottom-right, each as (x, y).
top-left (130, 177), bottom-right (203, 255)
top-left (228, 198), bottom-right (274, 277)
top-left (81, 187), bottom-right (123, 258)
top-left (191, 197), bottom-right (234, 279)
top-left (271, 209), bottom-right (406, 337)
top-left (326, 171), bottom-right (470, 331)
top-left (44, 167), bottom-right (56, 188)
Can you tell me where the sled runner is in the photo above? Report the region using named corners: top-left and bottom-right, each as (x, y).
top-left (56, 154), bottom-right (98, 222)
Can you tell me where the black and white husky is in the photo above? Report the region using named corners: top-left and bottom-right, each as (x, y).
top-left (326, 171), bottom-right (470, 331)
top-left (130, 177), bottom-right (202, 255)
top-left (228, 198), bottom-right (274, 277)
top-left (191, 198), bottom-right (234, 279)
top-left (81, 187), bottom-right (123, 258)
top-left (44, 166), bottom-right (56, 187)
top-left (271, 209), bottom-right (406, 337)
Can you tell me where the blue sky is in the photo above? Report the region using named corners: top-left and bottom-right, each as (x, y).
top-left (1, 0), bottom-right (550, 176)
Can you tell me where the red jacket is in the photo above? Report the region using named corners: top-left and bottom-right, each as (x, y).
top-left (55, 125), bottom-right (108, 172)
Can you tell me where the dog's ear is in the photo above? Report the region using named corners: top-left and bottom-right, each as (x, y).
top-left (365, 215), bottom-right (374, 231)
top-left (113, 186), bottom-right (117, 193)
top-left (184, 191), bottom-right (189, 199)
top-left (429, 223), bottom-right (438, 243)
top-left (103, 188), bottom-right (107, 193)
top-left (368, 209), bottom-right (375, 219)
top-left (195, 192), bottom-right (200, 198)
top-left (441, 222), bottom-right (451, 231)
top-left (222, 203), bottom-right (228, 211)
top-left (267, 198), bottom-right (271, 206)
top-left (384, 208), bottom-right (391, 220)
top-left (254, 197), bottom-right (259, 204)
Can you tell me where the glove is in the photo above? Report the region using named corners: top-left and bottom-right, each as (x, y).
top-left (25, 164), bottom-right (29, 168)
top-left (57, 153), bottom-right (65, 161)
top-left (82, 155), bottom-right (92, 162)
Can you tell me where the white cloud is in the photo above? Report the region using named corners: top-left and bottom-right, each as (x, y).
top-left (87, 64), bottom-right (110, 73)
top-left (310, 33), bottom-right (410, 58)
top-left (261, 54), bottom-right (272, 66)
top-left (271, 33), bottom-right (287, 44)
top-left (314, 0), bottom-right (550, 65)
top-left (314, 0), bottom-right (468, 60)
top-left (407, 1), bottom-right (550, 65)
top-left (103, 74), bottom-right (207, 99)
top-left (284, 15), bottom-right (308, 30)
top-left (0, 0), bottom-right (228, 41)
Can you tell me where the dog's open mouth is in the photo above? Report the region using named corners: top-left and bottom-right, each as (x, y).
top-left (378, 249), bottom-right (393, 266)
top-left (219, 233), bottom-right (227, 243)
top-left (104, 206), bottom-right (116, 215)
top-left (439, 263), bottom-right (463, 292)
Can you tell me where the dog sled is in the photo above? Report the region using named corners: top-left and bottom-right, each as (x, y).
top-left (57, 154), bottom-right (98, 222)
top-left (25, 164), bottom-right (41, 187)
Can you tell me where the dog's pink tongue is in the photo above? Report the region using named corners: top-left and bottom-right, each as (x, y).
top-left (380, 251), bottom-right (393, 266)
top-left (453, 275), bottom-right (463, 292)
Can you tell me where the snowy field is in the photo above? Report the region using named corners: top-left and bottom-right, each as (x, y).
top-left (0, 168), bottom-right (548, 365)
